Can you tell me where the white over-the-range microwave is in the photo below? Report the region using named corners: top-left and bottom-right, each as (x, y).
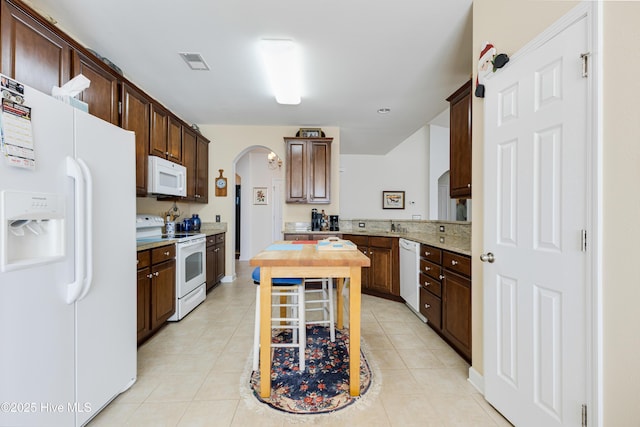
top-left (147, 155), bottom-right (186, 197)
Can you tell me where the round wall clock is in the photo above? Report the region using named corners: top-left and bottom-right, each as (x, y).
top-left (215, 169), bottom-right (227, 197)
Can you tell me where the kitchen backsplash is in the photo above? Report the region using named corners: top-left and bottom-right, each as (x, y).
top-left (284, 219), bottom-right (471, 241)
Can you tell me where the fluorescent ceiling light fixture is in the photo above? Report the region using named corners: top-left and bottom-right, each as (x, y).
top-left (259, 39), bottom-right (301, 105)
top-left (179, 52), bottom-right (210, 71)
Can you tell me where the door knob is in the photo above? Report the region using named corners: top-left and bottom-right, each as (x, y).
top-left (480, 252), bottom-right (495, 263)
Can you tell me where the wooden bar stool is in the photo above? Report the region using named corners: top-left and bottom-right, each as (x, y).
top-left (304, 278), bottom-right (336, 342)
top-left (252, 267), bottom-right (306, 372)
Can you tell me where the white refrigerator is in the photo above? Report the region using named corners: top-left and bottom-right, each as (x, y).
top-left (0, 81), bottom-right (137, 426)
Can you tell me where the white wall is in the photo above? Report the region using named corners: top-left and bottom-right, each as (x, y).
top-left (340, 125), bottom-right (429, 219)
top-left (237, 149), bottom-right (283, 260)
top-left (428, 124), bottom-right (450, 220)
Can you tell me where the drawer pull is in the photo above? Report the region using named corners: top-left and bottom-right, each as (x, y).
top-left (424, 304), bottom-right (431, 309)
top-left (164, 251), bottom-right (170, 256)
top-left (425, 282), bottom-right (430, 287)
top-left (425, 266), bottom-right (430, 271)
top-left (451, 260), bottom-right (458, 266)
top-left (424, 251), bottom-right (431, 256)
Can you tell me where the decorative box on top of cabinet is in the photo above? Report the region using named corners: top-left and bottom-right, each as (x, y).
top-left (447, 79), bottom-right (472, 198)
top-left (136, 244), bottom-right (176, 345)
top-left (284, 137), bottom-right (332, 204)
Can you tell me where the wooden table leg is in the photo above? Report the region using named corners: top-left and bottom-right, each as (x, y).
top-left (336, 278), bottom-right (344, 329)
top-left (259, 267), bottom-right (272, 398)
top-left (348, 266), bottom-right (361, 396)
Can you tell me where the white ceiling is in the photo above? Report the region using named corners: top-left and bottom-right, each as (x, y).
top-left (26, 0), bottom-right (472, 154)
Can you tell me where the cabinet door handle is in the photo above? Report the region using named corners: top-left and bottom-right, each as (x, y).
top-left (424, 304), bottom-right (431, 309)
top-left (154, 271), bottom-right (160, 277)
top-left (439, 274), bottom-right (445, 280)
top-left (467, 183), bottom-right (471, 188)
top-left (451, 260), bottom-right (458, 266)
top-left (147, 273), bottom-right (153, 279)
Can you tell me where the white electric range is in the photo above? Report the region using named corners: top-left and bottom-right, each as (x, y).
top-left (136, 214), bottom-right (206, 321)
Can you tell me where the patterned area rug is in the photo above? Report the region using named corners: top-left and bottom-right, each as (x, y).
top-left (249, 326), bottom-right (372, 414)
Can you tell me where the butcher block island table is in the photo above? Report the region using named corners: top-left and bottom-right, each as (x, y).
top-left (249, 240), bottom-right (370, 398)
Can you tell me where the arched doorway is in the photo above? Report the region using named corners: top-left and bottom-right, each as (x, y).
top-left (233, 146), bottom-right (284, 261)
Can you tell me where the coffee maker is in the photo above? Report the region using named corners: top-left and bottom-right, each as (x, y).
top-left (311, 209), bottom-right (321, 231)
top-left (329, 215), bottom-right (339, 231)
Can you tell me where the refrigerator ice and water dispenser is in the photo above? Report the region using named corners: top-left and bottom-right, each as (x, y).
top-left (0, 190), bottom-right (65, 271)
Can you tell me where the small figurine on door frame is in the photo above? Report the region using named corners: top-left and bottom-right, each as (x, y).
top-left (475, 42), bottom-right (510, 98)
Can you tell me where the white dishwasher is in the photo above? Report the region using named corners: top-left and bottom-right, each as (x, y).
top-left (399, 238), bottom-right (426, 322)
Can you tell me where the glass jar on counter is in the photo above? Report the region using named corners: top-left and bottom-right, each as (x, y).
top-left (191, 214), bottom-right (201, 231)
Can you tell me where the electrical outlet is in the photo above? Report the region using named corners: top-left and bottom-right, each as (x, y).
top-left (439, 225), bottom-right (445, 233)
top-left (215, 215), bottom-right (221, 222)
top-left (440, 236), bottom-right (445, 243)
top-left (358, 222), bottom-right (366, 228)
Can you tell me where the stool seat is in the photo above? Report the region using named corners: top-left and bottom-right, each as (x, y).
top-left (251, 267), bottom-right (302, 285)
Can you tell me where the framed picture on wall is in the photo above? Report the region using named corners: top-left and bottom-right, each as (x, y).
top-left (382, 191), bottom-right (405, 209)
top-left (253, 187), bottom-right (268, 205)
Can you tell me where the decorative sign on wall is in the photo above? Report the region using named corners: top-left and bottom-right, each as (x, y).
top-left (253, 187), bottom-right (268, 205)
top-left (215, 169), bottom-right (227, 197)
top-left (382, 191), bottom-right (405, 209)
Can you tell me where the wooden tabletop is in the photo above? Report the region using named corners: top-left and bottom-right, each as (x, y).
top-left (249, 241), bottom-right (370, 268)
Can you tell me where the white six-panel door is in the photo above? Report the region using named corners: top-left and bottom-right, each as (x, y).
top-left (483, 13), bottom-right (589, 427)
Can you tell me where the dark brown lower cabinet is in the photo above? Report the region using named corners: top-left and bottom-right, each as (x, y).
top-left (342, 234), bottom-right (400, 301)
top-left (206, 233), bottom-right (225, 291)
top-left (441, 269), bottom-right (471, 360)
top-left (137, 244), bottom-right (176, 345)
top-left (419, 244), bottom-right (471, 363)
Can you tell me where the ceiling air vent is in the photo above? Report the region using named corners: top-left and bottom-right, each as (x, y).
top-left (179, 52), bottom-right (210, 71)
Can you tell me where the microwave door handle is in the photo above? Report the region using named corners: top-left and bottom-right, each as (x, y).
top-left (77, 158), bottom-right (93, 301)
top-left (65, 157), bottom-right (86, 304)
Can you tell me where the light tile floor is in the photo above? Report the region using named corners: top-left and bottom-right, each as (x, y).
top-left (89, 261), bottom-right (512, 426)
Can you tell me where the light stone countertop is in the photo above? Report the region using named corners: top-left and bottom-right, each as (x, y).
top-left (283, 229), bottom-right (471, 257)
top-left (136, 223), bottom-right (227, 252)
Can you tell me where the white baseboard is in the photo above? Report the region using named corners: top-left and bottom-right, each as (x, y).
top-left (220, 274), bottom-right (235, 283)
top-left (468, 366), bottom-right (484, 394)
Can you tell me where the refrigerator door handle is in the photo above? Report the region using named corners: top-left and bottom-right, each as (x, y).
top-left (77, 158), bottom-right (93, 301)
top-left (65, 156), bottom-right (86, 304)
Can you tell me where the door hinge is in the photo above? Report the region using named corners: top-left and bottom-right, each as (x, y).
top-left (580, 52), bottom-right (591, 78)
top-left (582, 404), bottom-right (588, 427)
top-left (118, 101), bottom-right (122, 115)
top-left (581, 229), bottom-right (587, 252)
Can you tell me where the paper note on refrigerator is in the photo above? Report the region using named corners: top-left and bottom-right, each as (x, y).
top-left (1, 98), bottom-right (34, 169)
